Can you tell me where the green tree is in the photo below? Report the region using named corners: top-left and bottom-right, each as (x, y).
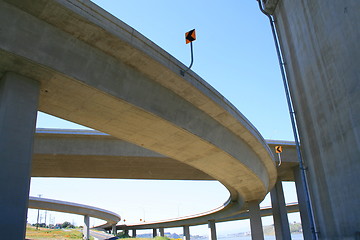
top-left (61, 221), bottom-right (75, 229)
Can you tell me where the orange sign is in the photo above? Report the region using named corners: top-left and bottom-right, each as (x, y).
top-left (275, 146), bottom-right (283, 153)
top-left (185, 29), bottom-right (196, 44)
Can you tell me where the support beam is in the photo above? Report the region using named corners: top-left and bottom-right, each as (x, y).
top-left (270, 181), bottom-right (291, 240)
top-left (112, 225), bottom-right (117, 235)
top-left (248, 201), bottom-right (264, 240)
top-left (183, 225), bottom-right (190, 240)
top-left (159, 227), bottom-right (165, 237)
top-left (208, 220), bottom-right (217, 240)
top-left (83, 215), bottom-right (90, 240)
top-left (153, 228), bottom-right (158, 238)
top-left (132, 229), bottom-right (137, 238)
top-left (293, 167), bottom-right (312, 240)
top-left (0, 72), bottom-right (39, 239)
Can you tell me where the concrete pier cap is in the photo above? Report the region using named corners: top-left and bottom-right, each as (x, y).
top-left (0, 0), bottom-right (277, 220)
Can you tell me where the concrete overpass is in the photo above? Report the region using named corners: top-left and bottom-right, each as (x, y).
top-left (33, 128), bottom-right (298, 181)
top-left (28, 196), bottom-right (121, 238)
top-left (0, 0), bottom-right (331, 239)
top-left (31, 129), bottom-right (309, 239)
top-left (0, 0), bottom-right (280, 239)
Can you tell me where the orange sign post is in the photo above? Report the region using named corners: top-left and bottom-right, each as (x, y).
top-left (181, 29), bottom-right (196, 76)
top-left (185, 29), bottom-right (196, 44)
top-left (275, 145), bottom-right (282, 166)
top-left (275, 145), bottom-right (283, 153)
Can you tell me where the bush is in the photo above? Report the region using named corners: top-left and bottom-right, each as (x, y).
top-left (117, 231), bottom-right (130, 238)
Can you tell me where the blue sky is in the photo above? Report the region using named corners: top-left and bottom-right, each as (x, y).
top-left (28, 0), bottom-right (300, 236)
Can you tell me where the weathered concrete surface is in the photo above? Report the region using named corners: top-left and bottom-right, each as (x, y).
top-left (32, 129), bottom-right (297, 181)
top-left (0, 73), bottom-right (39, 240)
top-left (28, 196), bottom-right (120, 229)
top-left (0, 0), bottom-right (276, 208)
top-left (267, 140), bottom-right (298, 180)
top-left (270, 0), bottom-right (360, 239)
top-left (33, 129), bottom-right (213, 180)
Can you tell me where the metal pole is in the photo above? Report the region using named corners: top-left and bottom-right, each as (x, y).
top-left (256, 1), bottom-right (318, 239)
top-left (277, 152), bottom-right (282, 167)
top-left (36, 194), bottom-right (42, 230)
top-left (180, 41), bottom-right (194, 76)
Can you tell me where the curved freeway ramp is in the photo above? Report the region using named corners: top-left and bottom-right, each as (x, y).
top-left (28, 196), bottom-right (120, 229)
top-left (1, 0), bottom-right (276, 222)
top-left (32, 129), bottom-right (299, 231)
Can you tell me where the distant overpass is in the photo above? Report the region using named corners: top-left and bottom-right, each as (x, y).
top-left (114, 203), bottom-right (299, 231)
top-left (28, 196), bottom-right (120, 238)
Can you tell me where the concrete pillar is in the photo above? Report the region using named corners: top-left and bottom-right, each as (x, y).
top-left (0, 72), bottom-right (39, 239)
top-left (293, 167), bottom-right (312, 240)
top-left (183, 225), bottom-right (190, 240)
top-left (153, 228), bottom-right (158, 238)
top-left (248, 201), bottom-right (264, 240)
top-left (112, 225), bottom-right (117, 235)
top-left (132, 229), bottom-right (137, 238)
top-left (208, 220), bottom-right (217, 240)
top-left (270, 180), bottom-right (291, 240)
top-left (159, 227), bottom-right (165, 237)
top-left (83, 215), bottom-right (90, 240)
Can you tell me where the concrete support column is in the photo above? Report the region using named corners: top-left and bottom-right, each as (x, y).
top-left (0, 72), bottom-right (40, 239)
top-left (159, 227), bottom-right (165, 237)
top-left (153, 228), bottom-right (158, 238)
top-left (83, 215), bottom-right (90, 240)
top-left (270, 180), bottom-right (291, 240)
top-left (208, 220), bottom-right (217, 240)
top-left (248, 201), bottom-right (264, 240)
top-left (132, 229), bottom-right (137, 238)
top-left (183, 225), bottom-right (190, 240)
top-left (112, 225), bottom-right (117, 235)
top-left (293, 167), bottom-right (312, 240)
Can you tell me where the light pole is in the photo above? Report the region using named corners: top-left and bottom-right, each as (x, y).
top-left (36, 194), bottom-right (42, 230)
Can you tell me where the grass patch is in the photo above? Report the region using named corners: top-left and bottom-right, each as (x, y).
top-left (25, 225), bottom-right (86, 239)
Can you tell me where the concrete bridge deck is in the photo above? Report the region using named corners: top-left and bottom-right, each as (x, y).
top-left (31, 129), bottom-right (299, 233)
top-left (28, 196), bottom-right (121, 229)
top-left (0, 0), bottom-right (276, 210)
top-left (0, 0), bottom-right (300, 238)
top-left (33, 128), bottom-right (298, 182)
